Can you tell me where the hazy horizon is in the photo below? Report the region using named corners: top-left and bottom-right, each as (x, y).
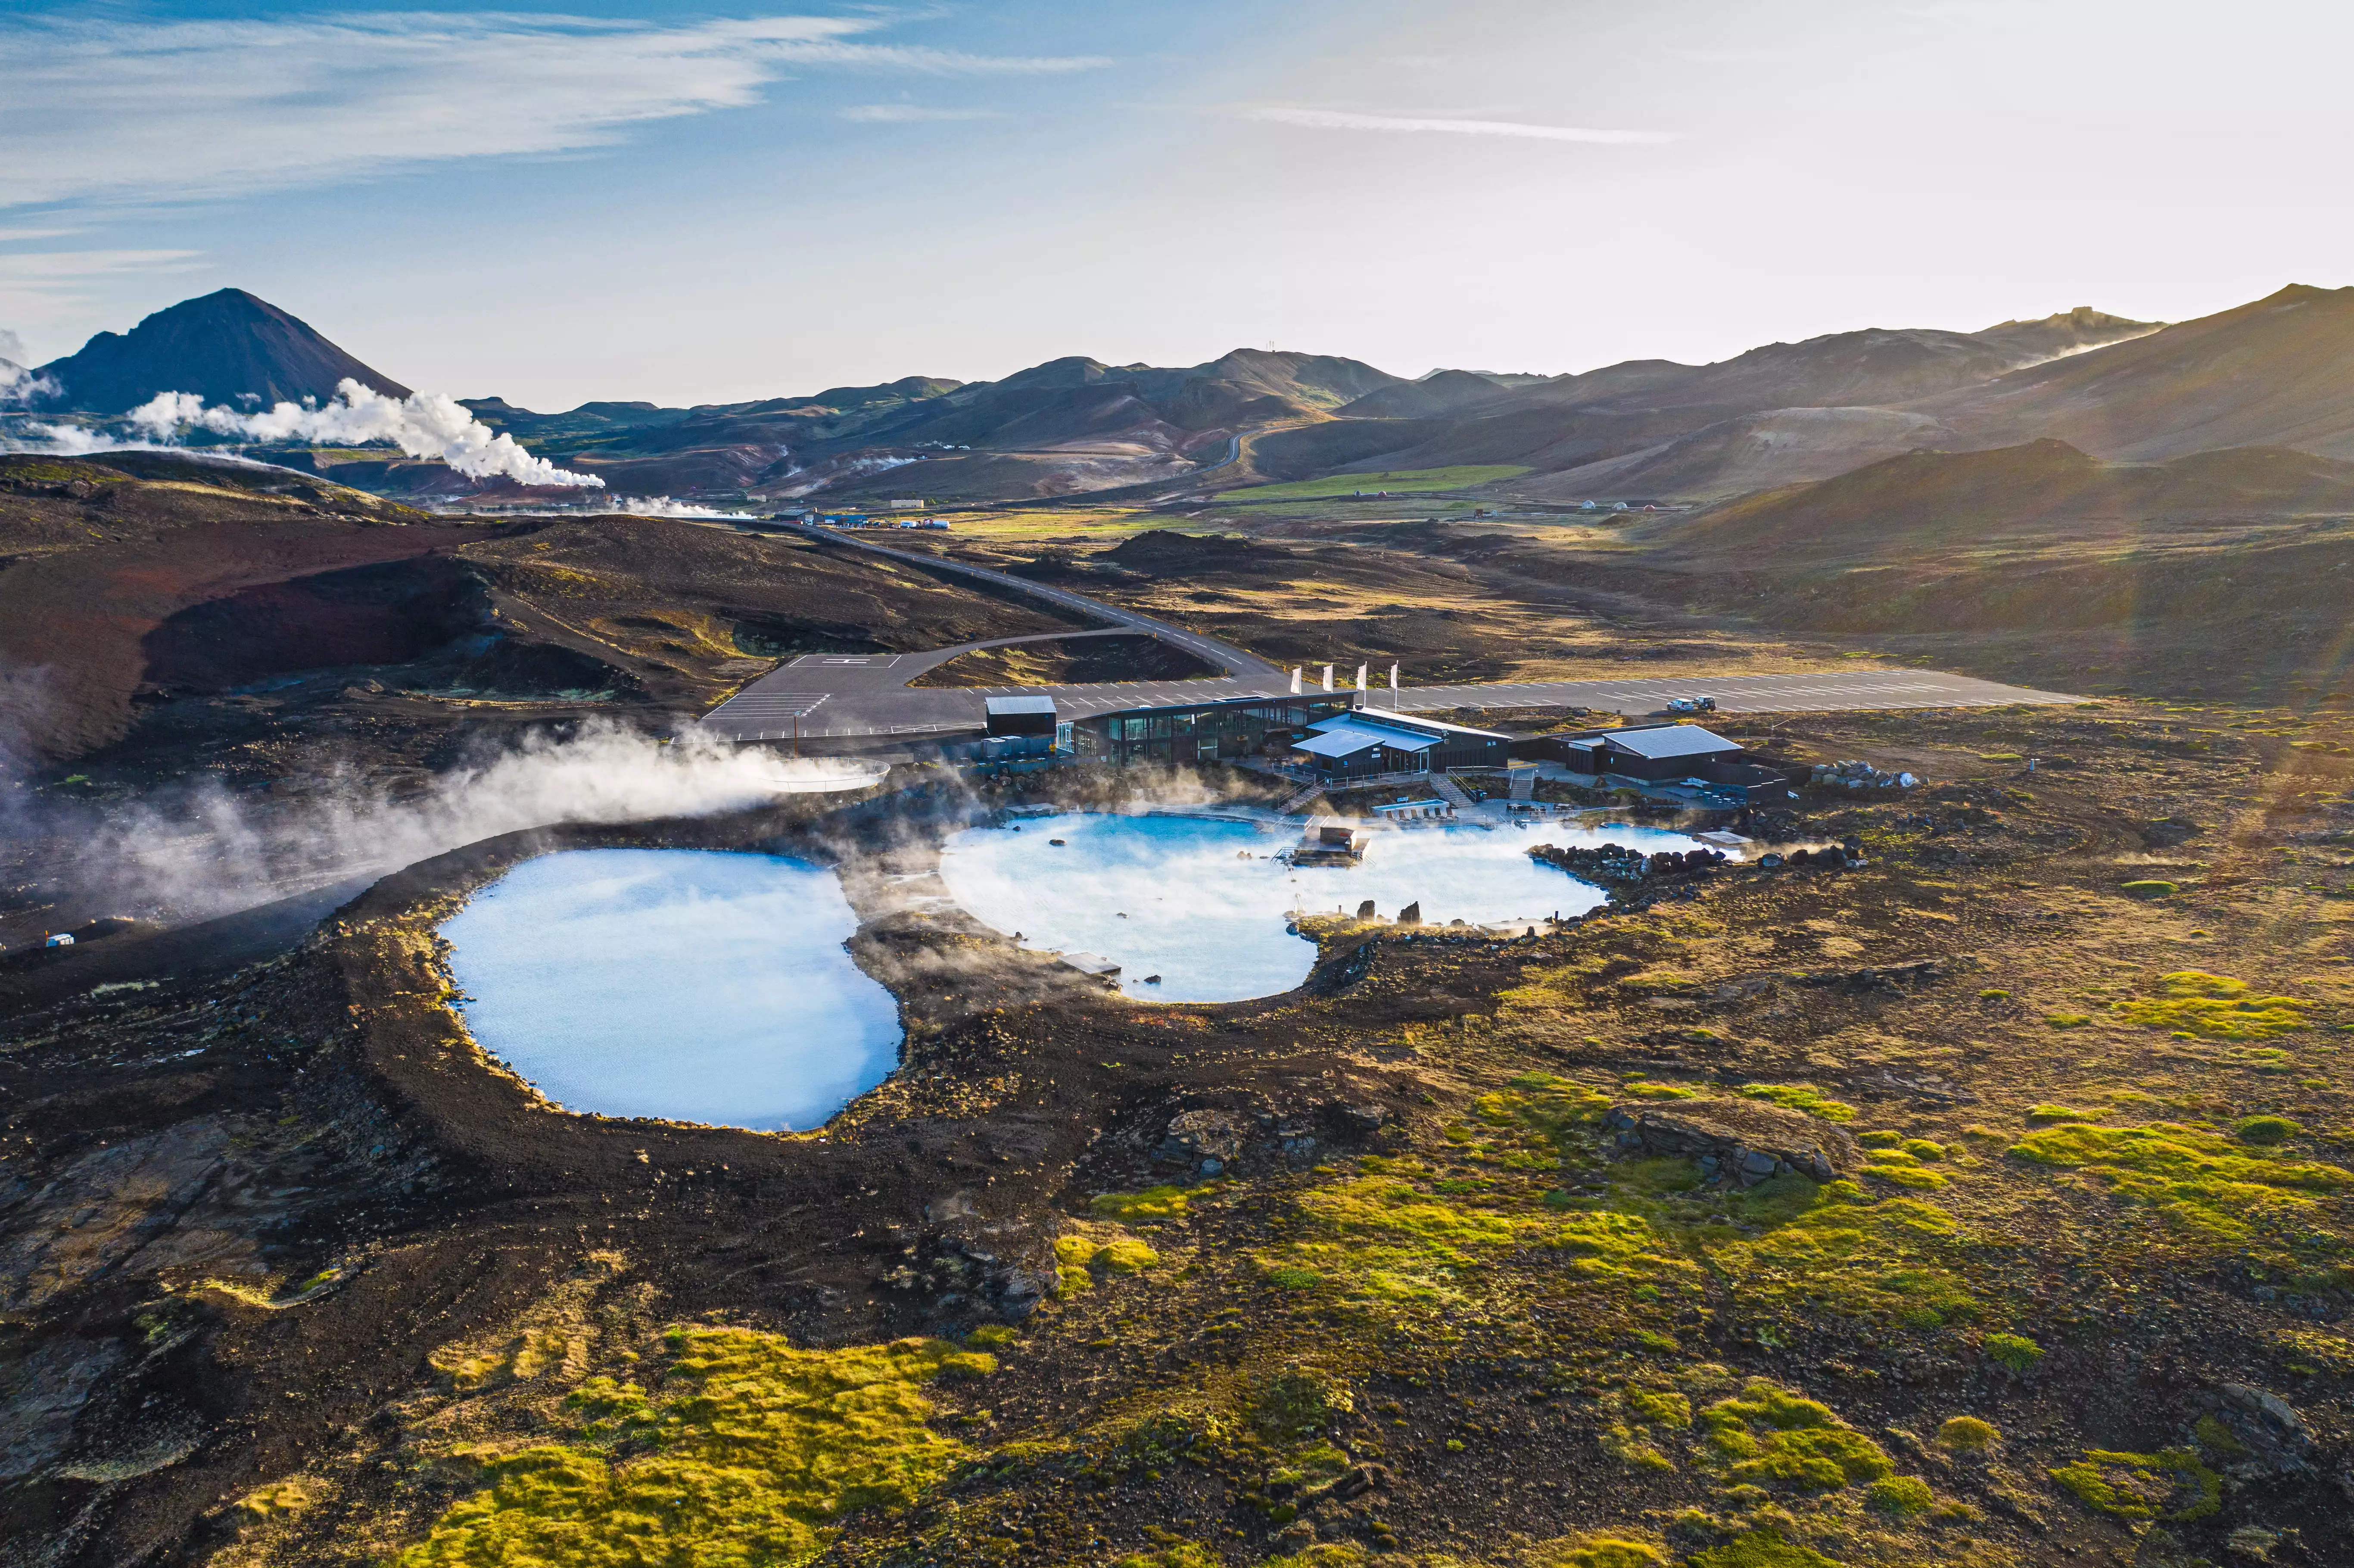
top-left (4, 0), bottom-right (2349, 408)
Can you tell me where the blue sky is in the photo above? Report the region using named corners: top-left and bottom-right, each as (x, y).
top-left (5, 1), bottom-right (2351, 408)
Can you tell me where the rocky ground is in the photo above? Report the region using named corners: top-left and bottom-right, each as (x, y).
top-left (2, 701), bottom-right (2349, 1567)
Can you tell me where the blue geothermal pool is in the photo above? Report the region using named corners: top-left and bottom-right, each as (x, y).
top-left (439, 848), bottom-right (901, 1131)
top-left (937, 811), bottom-right (1705, 1003)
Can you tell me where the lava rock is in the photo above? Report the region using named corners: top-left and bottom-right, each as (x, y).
top-left (1604, 1098), bottom-right (1860, 1185)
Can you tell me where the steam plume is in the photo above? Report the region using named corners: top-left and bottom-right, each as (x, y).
top-left (128, 377), bottom-right (605, 488)
top-left (13, 722), bottom-right (880, 928)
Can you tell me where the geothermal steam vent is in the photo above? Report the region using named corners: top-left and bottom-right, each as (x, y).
top-left (439, 848), bottom-right (900, 1131)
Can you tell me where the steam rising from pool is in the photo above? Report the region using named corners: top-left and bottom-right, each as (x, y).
top-left (441, 849), bottom-right (900, 1130)
top-left (938, 812), bottom-right (1705, 1003)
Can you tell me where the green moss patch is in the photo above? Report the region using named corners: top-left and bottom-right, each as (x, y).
top-left (1709, 1187), bottom-right (1982, 1328)
top-left (2049, 1448), bottom-right (2220, 1521)
top-left (2008, 1121), bottom-right (2351, 1238)
top-left (1089, 1185), bottom-right (1212, 1223)
top-left (2234, 1114), bottom-right (2302, 1145)
top-left (1702, 1380), bottom-right (1893, 1493)
top-left (1865, 1474), bottom-right (1934, 1515)
top-left (2113, 971), bottom-right (2314, 1040)
top-left (398, 1329), bottom-right (987, 1567)
top-left (2119, 880), bottom-right (2179, 899)
top-left (1937, 1416), bottom-right (1999, 1451)
top-left (1267, 1174), bottom-right (1686, 1306)
top-left (1982, 1332), bottom-right (2043, 1373)
top-left (1688, 1528), bottom-right (1840, 1568)
top-left (1736, 1084), bottom-right (1857, 1122)
top-left (1541, 1540), bottom-right (1666, 1568)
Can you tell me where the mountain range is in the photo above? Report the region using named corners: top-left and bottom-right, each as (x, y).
top-left (19, 283), bottom-right (2354, 518)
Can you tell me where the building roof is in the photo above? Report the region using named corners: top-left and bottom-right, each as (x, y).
top-left (1295, 716), bottom-right (1441, 758)
top-left (1095, 691), bottom-right (1342, 720)
top-left (1308, 710), bottom-right (1505, 744)
top-left (1600, 724), bottom-right (1740, 761)
top-left (1331, 709), bottom-right (1509, 741)
top-left (984, 694), bottom-right (1058, 716)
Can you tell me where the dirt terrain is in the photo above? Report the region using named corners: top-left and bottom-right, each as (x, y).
top-left (894, 528), bottom-right (1874, 690)
top-left (2, 701), bottom-right (2349, 1567)
top-left (5, 429), bottom-right (2353, 1568)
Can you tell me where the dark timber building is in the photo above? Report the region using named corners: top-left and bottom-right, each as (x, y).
top-left (1529, 723), bottom-right (1790, 796)
top-left (1286, 709), bottom-right (1510, 778)
top-left (1068, 693), bottom-right (1357, 767)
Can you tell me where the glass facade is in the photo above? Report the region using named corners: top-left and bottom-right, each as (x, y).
top-left (1076, 696), bottom-right (1356, 767)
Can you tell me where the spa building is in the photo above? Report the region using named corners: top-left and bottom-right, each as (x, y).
top-left (1068, 692), bottom-right (1358, 767)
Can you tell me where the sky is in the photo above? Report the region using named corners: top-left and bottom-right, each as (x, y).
top-left (3, 0), bottom-right (2350, 409)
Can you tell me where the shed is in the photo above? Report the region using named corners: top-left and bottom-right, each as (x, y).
top-left (984, 694), bottom-right (1058, 737)
top-left (1560, 723), bottom-right (1748, 781)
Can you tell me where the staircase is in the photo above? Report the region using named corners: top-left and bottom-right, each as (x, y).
top-left (1429, 774), bottom-right (1475, 810)
top-left (1277, 783), bottom-right (1327, 816)
top-left (1509, 765), bottom-right (1537, 802)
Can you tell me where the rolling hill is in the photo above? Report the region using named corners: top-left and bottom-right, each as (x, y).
top-left (1676, 438), bottom-right (2354, 563)
top-left (1920, 284), bottom-right (2354, 459)
top-left (1249, 309), bottom-right (2163, 498)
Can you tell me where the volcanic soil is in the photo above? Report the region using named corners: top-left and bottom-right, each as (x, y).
top-left (3, 703), bottom-right (2351, 1568)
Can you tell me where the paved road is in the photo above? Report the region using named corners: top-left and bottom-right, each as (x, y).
top-left (696, 527), bottom-right (2087, 744)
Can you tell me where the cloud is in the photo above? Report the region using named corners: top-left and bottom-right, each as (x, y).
top-left (1245, 107), bottom-right (1675, 144)
top-left (0, 247), bottom-right (206, 336)
top-left (840, 104), bottom-right (1003, 122)
top-left (0, 12), bottom-right (1112, 211)
top-left (1663, 47), bottom-right (1797, 64)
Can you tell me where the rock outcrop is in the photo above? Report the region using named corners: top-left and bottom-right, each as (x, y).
top-left (1604, 1097), bottom-right (1860, 1185)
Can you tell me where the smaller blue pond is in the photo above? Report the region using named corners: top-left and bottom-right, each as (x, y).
top-left (939, 812), bottom-right (1706, 1003)
top-left (440, 848), bottom-right (901, 1131)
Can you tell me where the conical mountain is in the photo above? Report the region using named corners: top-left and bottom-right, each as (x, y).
top-left (37, 288), bottom-right (411, 414)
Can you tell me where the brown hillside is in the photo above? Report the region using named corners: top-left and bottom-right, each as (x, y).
top-left (1676, 439), bottom-right (2354, 563)
top-left (1923, 283), bottom-right (2354, 458)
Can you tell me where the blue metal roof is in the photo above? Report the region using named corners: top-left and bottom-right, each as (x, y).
top-left (1295, 716), bottom-right (1439, 758)
top-left (1601, 724), bottom-right (1738, 760)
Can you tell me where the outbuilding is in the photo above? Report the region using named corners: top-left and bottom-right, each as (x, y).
top-left (984, 694), bottom-right (1057, 738)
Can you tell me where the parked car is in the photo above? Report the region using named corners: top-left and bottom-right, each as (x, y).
top-left (1667, 695), bottom-right (1718, 713)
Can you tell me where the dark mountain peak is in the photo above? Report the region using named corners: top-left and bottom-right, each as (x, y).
top-left (1338, 369), bottom-right (1520, 420)
top-left (995, 356), bottom-right (1115, 391)
top-left (37, 288), bottom-right (411, 414)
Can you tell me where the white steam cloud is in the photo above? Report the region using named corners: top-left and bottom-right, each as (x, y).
top-left (0, 332), bottom-right (60, 405)
top-left (128, 377), bottom-right (606, 488)
top-left (611, 495), bottom-right (754, 519)
top-left (37, 722), bottom-right (882, 927)
top-left (1246, 107), bottom-right (1675, 144)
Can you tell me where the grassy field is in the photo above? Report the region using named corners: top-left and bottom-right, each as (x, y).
top-left (1215, 464), bottom-right (1532, 503)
